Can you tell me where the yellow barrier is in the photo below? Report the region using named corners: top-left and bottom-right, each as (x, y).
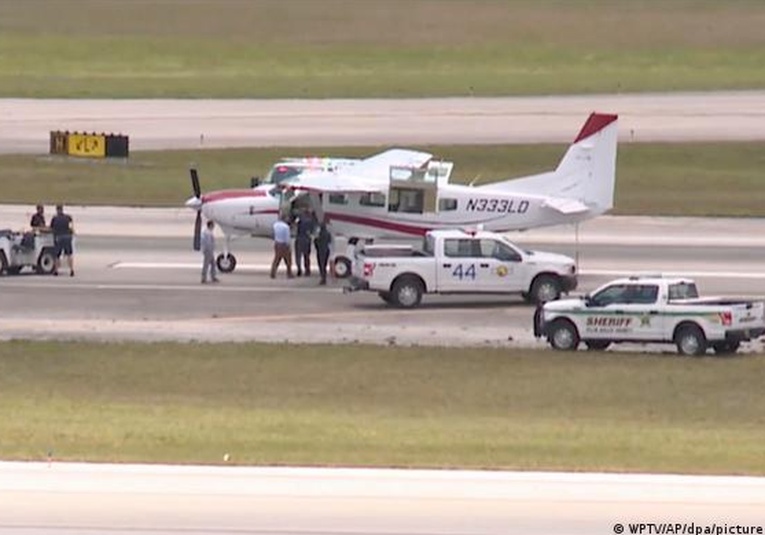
top-left (67, 133), bottom-right (106, 158)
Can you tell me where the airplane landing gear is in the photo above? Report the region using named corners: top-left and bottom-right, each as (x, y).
top-left (332, 256), bottom-right (352, 279)
top-left (332, 237), bottom-right (373, 279)
top-left (216, 253), bottom-right (237, 273)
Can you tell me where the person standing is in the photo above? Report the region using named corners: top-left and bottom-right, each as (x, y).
top-left (50, 204), bottom-right (74, 277)
top-left (30, 204), bottom-right (46, 230)
top-left (270, 215), bottom-right (293, 279)
top-left (200, 220), bottom-right (219, 284)
top-left (294, 207), bottom-right (315, 277)
top-left (314, 215), bottom-right (333, 285)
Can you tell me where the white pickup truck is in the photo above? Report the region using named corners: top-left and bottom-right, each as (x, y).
top-left (344, 229), bottom-right (578, 308)
top-left (534, 276), bottom-right (765, 355)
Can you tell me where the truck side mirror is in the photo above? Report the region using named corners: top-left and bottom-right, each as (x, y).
top-left (584, 294), bottom-right (593, 307)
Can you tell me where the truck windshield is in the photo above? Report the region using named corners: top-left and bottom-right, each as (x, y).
top-left (668, 282), bottom-right (699, 300)
top-left (423, 235), bottom-right (435, 255)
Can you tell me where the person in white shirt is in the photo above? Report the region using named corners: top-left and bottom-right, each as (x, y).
top-left (270, 216), bottom-right (294, 279)
top-left (200, 220), bottom-right (219, 283)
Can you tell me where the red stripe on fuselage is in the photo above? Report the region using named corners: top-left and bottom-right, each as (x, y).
top-left (573, 113), bottom-right (618, 143)
top-left (326, 212), bottom-right (430, 236)
top-left (202, 189), bottom-right (267, 204)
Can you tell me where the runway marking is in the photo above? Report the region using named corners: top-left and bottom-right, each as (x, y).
top-left (112, 261), bottom-right (272, 270)
top-left (0, 281), bottom-right (334, 292)
top-left (583, 269), bottom-right (765, 279)
top-left (111, 262), bottom-right (765, 280)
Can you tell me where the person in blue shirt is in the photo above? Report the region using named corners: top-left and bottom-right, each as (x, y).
top-left (50, 204), bottom-right (74, 277)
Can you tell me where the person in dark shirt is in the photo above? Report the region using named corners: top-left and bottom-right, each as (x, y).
top-left (30, 204), bottom-right (46, 230)
top-left (50, 204), bottom-right (75, 277)
top-left (313, 215), bottom-right (333, 285)
top-left (294, 207), bottom-right (316, 277)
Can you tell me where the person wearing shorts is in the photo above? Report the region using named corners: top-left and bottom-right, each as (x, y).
top-left (50, 204), bottom-right (75, 277)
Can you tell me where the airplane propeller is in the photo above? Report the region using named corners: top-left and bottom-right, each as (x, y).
top-left (189, 167), bottom-right (202, 251)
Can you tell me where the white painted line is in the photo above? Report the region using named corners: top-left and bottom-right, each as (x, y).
top-left (583, 269), bottom-right (765, 279)
top-left (112, 261), bottom-right (272, 270)
top-left (110, 262), bottom-right (765, 280)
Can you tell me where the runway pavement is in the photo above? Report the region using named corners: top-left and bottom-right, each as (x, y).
top-left (1, 462), bottom-right (763, 535)
top-left (2, 91), bottom-right (765, 154)
top-left (1, 205), bottom-right (764, 351)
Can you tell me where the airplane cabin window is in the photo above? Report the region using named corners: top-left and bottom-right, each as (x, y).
top-left (360, 192), bottom-right (386, 207)
top-left (438, 198), bottom-right (457, 211)
top-left (329, 193), bottom-right (349, 205)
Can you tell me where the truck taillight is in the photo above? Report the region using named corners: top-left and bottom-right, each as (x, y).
top-left (363, 262), bottom-right (375, 277)
top-left (719, 311), bottom-right (732, 326)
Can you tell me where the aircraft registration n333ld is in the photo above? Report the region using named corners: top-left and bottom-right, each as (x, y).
top-left (185, 112), bottom-right (618, 275)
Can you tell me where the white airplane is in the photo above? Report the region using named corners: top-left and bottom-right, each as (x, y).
top-left (185, 112), bottom-right (618, 277)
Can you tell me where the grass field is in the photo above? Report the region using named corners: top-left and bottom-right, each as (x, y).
top-left (1, 340), bottom-right (763, 474)
top-left (2, 142), bottom-right (764, 217)
top-left (1, 0), bottom-right (764, 97)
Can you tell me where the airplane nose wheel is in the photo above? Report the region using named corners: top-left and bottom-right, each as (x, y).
top-left (216, 253), bottom-right (237, 273)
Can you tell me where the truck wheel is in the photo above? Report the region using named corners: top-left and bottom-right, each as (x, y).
top-left (529, 275), bottom-right (561, 304)
top-left (675, 325), bottom-right (707, 356)
top-left (548, 319), bottom-right (580, 351)
top-left (585, 340), bottom-right (611, 351)
top-left (390, 276), bottom-right (423, 309)
top-left (333, 256), bottom-right (352, 279)
top-left (712, 341), bottom-right (740, 355)
top-left (0, 250), bottom-right (7, 275)
top-left (36, 248), bottom-right (56, 275)
top-left (216, 253), bottom-right (236, 273)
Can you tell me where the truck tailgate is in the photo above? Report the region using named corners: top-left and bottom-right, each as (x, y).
top-left (731, 301), bottom-right (765, 329)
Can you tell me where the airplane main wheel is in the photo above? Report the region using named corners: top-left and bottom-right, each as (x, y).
top-left (216, 253), bottom-right (237, 273)
top-left (333, 256), bottom-right (352, 279)
top-left (36, 248), bottom-right (56, 275)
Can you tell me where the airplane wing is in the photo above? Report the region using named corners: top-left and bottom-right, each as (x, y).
top-left (284, 172), bottom-right (385, 194)
top-left (542, 197), bottom-right (590, 214)
top-left (284, 148), bottom-right (433, 194)
top-left (352, 148), bottom-right (433, 174)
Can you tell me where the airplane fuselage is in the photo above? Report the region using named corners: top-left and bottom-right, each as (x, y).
top-left (196, 182), bottom-right (597, 241)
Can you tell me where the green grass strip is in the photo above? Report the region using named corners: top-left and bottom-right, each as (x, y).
top-left (1, 340), bottom-right (763, 474)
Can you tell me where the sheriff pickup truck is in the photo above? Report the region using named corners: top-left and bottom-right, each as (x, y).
top-left (345, 229), bottom-right (578, 308)
top-left (534, 275), bottom-right (765, 355)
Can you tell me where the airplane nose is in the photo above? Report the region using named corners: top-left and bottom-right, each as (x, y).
top-left (185, 196), bottom-right (202, 210)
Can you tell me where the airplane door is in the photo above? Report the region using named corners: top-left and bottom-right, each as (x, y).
top-left (438, 238), bottom-right (492, 292)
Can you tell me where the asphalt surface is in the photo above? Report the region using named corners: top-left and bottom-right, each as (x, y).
top-left (3, 91), bottom-right (765, 153)
top-left (2, 206), bottom-right (765, 350)
top-left (2, 462), bottom-right (764, 535)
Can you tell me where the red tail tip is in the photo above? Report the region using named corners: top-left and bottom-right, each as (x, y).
top-left (573, 113), bottom-right (618, 143)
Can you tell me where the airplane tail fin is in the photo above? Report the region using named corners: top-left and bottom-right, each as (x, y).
top-left (481, 112), bottom-right (618, 215)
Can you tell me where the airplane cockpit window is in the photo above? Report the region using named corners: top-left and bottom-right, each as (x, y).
top-left (438, 198), bottom-right (457, 211)
top-left (265, 165), bottom-right (304, 185)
